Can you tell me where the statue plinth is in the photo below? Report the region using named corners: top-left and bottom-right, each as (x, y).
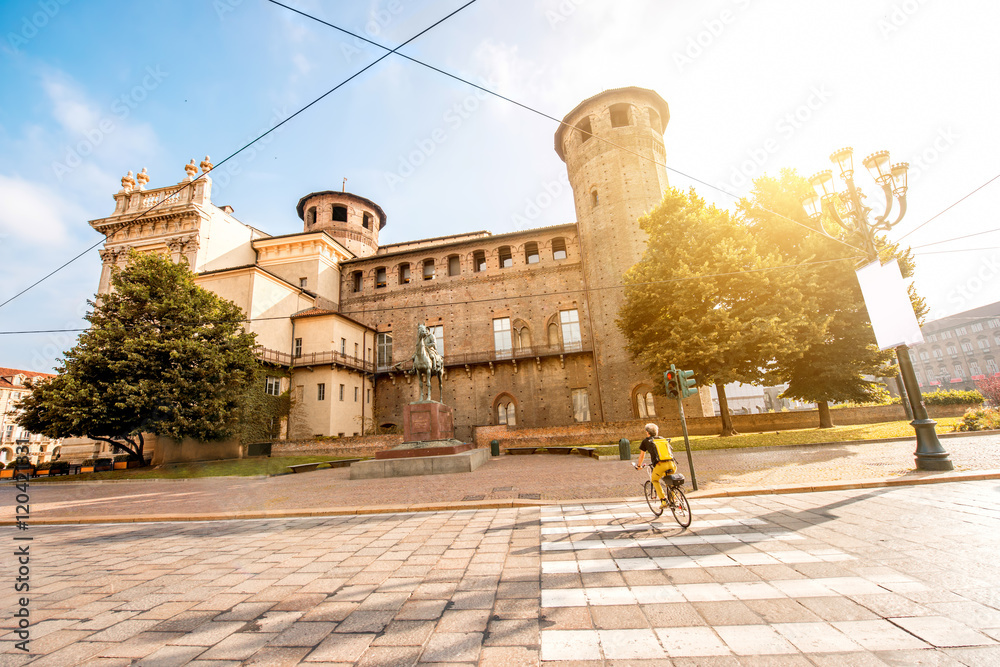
top-left (402, 401), bottom-right (454, 443)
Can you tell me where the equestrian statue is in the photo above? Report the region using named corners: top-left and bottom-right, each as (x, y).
top-left (394, 323), bottom-right (445, 402)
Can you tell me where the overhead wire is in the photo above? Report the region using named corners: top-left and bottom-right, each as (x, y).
top-left (264, 0), bottom-right (866, 256)
top-left (895, 173), bottom-right (1000, 242)
top-left (0, 0), bottom-right (482, 312)
top-left (0, 255), bottom-right (861, 336)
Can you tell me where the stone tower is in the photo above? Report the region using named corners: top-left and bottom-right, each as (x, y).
top-left (296, 191), bottom-right (387, 258)
top-left (555, 87), bottom-right (670, 421)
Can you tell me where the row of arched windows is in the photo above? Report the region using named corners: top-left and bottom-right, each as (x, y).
top-left (349, 237), bottom-right (570, 293)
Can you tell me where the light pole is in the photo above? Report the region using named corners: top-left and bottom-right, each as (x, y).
top-left (802, 147), bottom-right (953, 471)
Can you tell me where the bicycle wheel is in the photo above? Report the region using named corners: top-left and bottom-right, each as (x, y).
top-left (669, 486), bottom-right (692, 528)
top-left (644, 480), bottom-right (663, 517)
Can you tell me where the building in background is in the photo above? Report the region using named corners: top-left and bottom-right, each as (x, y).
top-left (0, 368), bottom-right (61, 465)
top-left (907, 301), bottom-right (1000, 393)
top-left (83, 88), bottom-right (713, 445)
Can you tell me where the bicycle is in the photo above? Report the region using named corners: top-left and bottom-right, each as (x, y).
top-left (636, 461), bottom-right (692, 527)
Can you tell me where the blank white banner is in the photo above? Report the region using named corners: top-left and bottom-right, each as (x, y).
top-left (855, 259), bottom-right (924, 351)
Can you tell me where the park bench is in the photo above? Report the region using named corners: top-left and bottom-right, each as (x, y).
top-left (287, 463), bottom-right (322, 473)
top-left (547, 447), bottom-right (573, 455)
top-left (505, 447), bottom-right (538, 455)
top-left (575, 447), bottom-right (596, 458)
top-left (324, 459), bottom-right (361, 468)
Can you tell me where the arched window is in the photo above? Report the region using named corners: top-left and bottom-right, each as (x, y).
top-left (473, 250), bottom-right (487, 272)
top-left (448, 255), bottom-right (461, 276)
top-left (524, 242), bottom-right (539, 264)
top-left (362, 212), bottom-right (372, 229)
top-left (633, 388), bottom-right (656, 418)
top-left (351, 271), bottom-right (363, 293)
top-left (375, 267), bottom-right (387, 288)
top-left (496, 396), bottom-right (517, 426)
top-left (499, 246), bottom-right (513, 268)
top-left (648, 107), bottom-right (662, 134)
top-left (398, 263), bottom-right (411, 284)
top-left (552, 238), bottom-right (567, 260)
top-left (547, 322), bottom-right (559, 347)
top-left (576, 116), bottom-right (592, 143)
top-left (332, 205), bottom-right (348, 222)
top-left (961, 340), bottom-right (974, 354)
top-left (423, 259), bottom-right (435, 280)
top-left (514, 322), bottom-right (532, 352)
top-left (591, 190), bottom-right (599, 208)
top-left (978, 338), bottom-right (990, 351)
top-left (609, 103), bottom-right (631, 128)
top-left (306, 206), bottom-right (316, 227)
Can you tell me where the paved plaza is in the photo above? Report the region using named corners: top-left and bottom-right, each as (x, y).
top-left (3, 479), bottom-right (1000, 665)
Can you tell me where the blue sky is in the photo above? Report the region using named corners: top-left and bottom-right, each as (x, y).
top-left (2, 0), bottom-right (998, 373)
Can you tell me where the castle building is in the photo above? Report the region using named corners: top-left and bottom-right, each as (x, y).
top-left (85, 88), bottom-right (712, 444)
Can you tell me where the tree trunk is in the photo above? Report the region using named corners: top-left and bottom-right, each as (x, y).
top-left (818, 400), bottom-right (834, 429)
top-left (716, 381), bottom-right (739, 436)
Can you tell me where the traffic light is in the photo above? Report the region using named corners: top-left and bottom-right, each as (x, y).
top-left (664, 365), bottom-right (679, 399)
top-left (680, 369), bottom-right (697, 398)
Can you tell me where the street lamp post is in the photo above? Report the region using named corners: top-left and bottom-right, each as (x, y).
top-left (802, 147), bottom-right (953, 471)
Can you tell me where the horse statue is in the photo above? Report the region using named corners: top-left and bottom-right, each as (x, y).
top-left (395, 323), bottom-right (445, 402)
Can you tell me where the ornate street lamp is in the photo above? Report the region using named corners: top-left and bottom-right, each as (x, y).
top-left (802, 147), bottom-right (953, 471)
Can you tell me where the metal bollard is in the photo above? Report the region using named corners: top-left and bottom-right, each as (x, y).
top-left (490, 439), bottom-right (500, 457)
top-left (618, 438), bottom-right (631, 461)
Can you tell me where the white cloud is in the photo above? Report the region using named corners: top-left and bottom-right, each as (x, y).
top-left (0, 174), bottom-right (85, 244)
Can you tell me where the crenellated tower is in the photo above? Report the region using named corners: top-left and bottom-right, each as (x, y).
top-left (296, 191), bottom-right (386, 258)
top-left (555, 87), bottom-right (672, 420)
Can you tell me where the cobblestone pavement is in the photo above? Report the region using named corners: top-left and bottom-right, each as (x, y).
top-left (7, 434), bottom-right (1000, 522)
top-left (2, 480), bottom-right (1000, 665)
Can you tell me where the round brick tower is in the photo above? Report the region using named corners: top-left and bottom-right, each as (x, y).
top-left (554, 87), bottom-right (670, 421)
top-left (296, 191), bottom-right (386, 258)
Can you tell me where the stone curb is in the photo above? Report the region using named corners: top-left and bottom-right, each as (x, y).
top-left (9, 468), bottom-right (1000, 527)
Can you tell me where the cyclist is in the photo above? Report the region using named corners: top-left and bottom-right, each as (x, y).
top-left (633, 423), bottom-right (677, 507)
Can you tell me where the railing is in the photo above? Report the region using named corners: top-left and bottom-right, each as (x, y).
top-left (255, 346), bottom-right (292, 367)
top-left (292, 350), bottom-right (376, 373)
top-left (377, 342), bottom-right (592, 373)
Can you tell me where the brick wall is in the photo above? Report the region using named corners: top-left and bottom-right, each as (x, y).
top-left (473, 404), bottom-right (975, 449)
top-left (272, 433), bottom-right (404, 459)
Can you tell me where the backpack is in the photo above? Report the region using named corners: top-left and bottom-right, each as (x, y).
top-left (650, 437), bottom-right (673, 464)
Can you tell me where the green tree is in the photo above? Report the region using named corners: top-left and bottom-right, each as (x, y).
top-left (738, 169), bottom-right (926, 427)
top-left (618, 187), bottom-right (823, 435)
top-left (15, 252), bottom-right (259, 462)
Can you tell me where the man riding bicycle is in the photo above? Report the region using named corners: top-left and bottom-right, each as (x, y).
top-left (633, 423), bottom-right (676, 508)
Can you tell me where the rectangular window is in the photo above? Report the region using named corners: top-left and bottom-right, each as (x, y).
top-left (341, 338), bottom-right (346, 355)
top-left (355, 342), bottom-right (359, 358)
top-left (954, 364), bottom-right (965, 379)
top-left (448, 255), bottom-right (460, 276)
top-left (972, 323), bottom-right (984, 332)
top-left (339, 384), bottom-right (345, 401)
top-left (399, 264), bottom-right (411, 284)
top-left (317, 383), bottom-right (325, 401)
top-left (560, 309), bottom-right (582, 352)
top-left (296, 385), bottom-right (304, 402)
top-left (552, 238), bottom-right (567, 260)
top-left (499, 246), bottom-right (513, 268)
top-left (355, 386), bottom-right (359, 402)
top-left (423, 260), bottom-right (435, 280)
top-left (428, 325), bottom-right (444, 356)
top-left (352, 271), bottom-right (362, 293)
top-left (473, 250), bottom-right (487, 272)
top-left (376, 333), bottom-right (393, 370)
top-left (375, 267), bottom-right (387, 288)
top-left (493, 317), bottom-right (512, 359)
top-left (956, 327), bottom-right (968, 335)
top-left (987, 359), bottom-right (999, 374)
top-left (990, 319), bottom-right (1000, 329)
top-left (572, 389), bottom-right (591, 422)
top-left (927, 334), bottom-right (937, 342)
top-left (970, 361), bottom-right (981, 376)
top-left (367, 389), bottom-right (371, 403)
top-left (265, 376), bottom-right (281, 396)
top-left (293, 338), bottom-right (302, 358)
top-left (299, 277), bottom-right (308, 288)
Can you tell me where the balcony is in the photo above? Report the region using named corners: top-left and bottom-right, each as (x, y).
top-left (254, 346), bottom-right (375, 373)
top-left (375, 342), bottom-right (592, 374)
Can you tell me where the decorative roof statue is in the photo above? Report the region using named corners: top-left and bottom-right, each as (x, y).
top-left (120, 170), bottom-right (136, 193)
top-left (135, 167), bottom-right (149, 190)
top-left (200, 155), bottom-right (213, 173)
top-left (184, 159), bottom-right (198, 180)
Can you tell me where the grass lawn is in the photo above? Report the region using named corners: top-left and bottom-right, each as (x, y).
top-left (25, 455), bottom-right (360, 483)
top-left (590, 417), bottom-right (964, 456)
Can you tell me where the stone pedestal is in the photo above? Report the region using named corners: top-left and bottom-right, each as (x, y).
top-left (403, 401), bottom-right (454, 443)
